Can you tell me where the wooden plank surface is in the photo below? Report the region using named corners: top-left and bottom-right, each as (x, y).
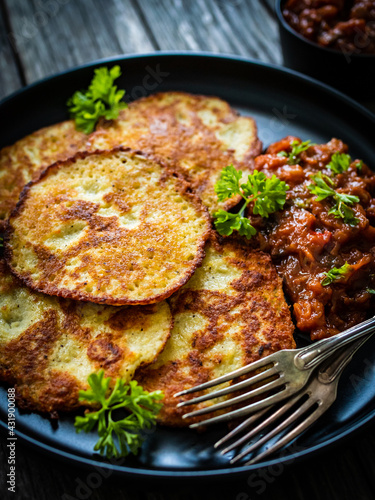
top-left (2, 0), bottom-right (155, 86)
top-left (134, 0), bottom-right (281, 63)
top-left (135, 0), bottom-right (281, 63)
top-left (1, 0), bottom-right (281, 95)
top-left (1, 1), bottom-right (375, 499)
top-left (0, 0), bottom-right (23, 99)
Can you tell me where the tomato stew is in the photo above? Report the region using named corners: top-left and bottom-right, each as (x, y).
top-left (251, 136), bottom-right (375, 340)
top-left (283, 0), bottom-right (375, 55)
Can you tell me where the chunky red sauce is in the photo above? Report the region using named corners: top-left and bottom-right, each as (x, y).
top-left (283, 0), bottom-right (375, 55)
top-left (251, 136), bottom-right (375, 340)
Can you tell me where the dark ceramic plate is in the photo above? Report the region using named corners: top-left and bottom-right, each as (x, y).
top-left (0, 53), bottom-right (375, 480)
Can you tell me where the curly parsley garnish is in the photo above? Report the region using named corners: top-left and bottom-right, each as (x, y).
top-left (277, 140), bottom-right (313, 165)
top-left (308, 172), bottom-right (359, 226)
top-left (67, 65), bottom-right (127, 134)
top-left (327, 152), bottom-right (352, 174)
top-left (321, 262), bottom-right (352, 286)
top-left (327, 152), bottom-right (364, 175)
top-left (213, 165), bottom-right (288, 239)
top-left (74, 371), bottom-right (163, 459)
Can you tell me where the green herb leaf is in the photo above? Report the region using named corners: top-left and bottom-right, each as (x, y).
top-left (366, 288), bottom-right (375, 294)
top-left (277, 151), bottom-right (288, 158)
top-left (307, 172), bottom-right (335, 200)
top-left (67, 66), bottom-right (127, 134)
top-left (214, 165), bottom-right (243, 202)
top-left (321, 262), bottom-right (352, 286)
top-left (327, 152), bottom-right (352, 175)
top-left (241, 171), bottom-right (288, 218)
top-left (328, 200), bottom-right (359, 225)
top-left (308, 172), bottom-right (359, 226)
top-left (277, 140), bottom-right (313, 165)
top-left (213, 168), bottom-right (288, 239)
top-left (74, 371), bottom-right (163, 458)
top-left (213, 210), bottom-right (257, 238)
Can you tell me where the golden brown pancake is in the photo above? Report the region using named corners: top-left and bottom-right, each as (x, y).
top-left (0, 120), bottom-right (88, 229)
top-left (0, 93), bottom-right (261, 229)
top-left (136, 234), bottom-right (295, 427)
top-left (5, 148), bottom-right (211, 306)
top-left (0, 259), bottom-right (172, 415)
top-left (89, 92), bottom-right (262, 212)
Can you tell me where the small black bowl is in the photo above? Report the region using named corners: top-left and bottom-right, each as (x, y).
top-left (276, 0), bottom-right (375, 99)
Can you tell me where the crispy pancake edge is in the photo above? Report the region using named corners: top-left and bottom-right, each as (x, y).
top-left (116, 91), bottom-right (263, 162)
top-left (90, 91), bottom-right (263, 212)
top-left (0, 120), bottom-right (88, 231)
top-left (0, 259), bottom-right (173, 415)
top-left (5, 146), bottom-right (212, 306)
top-left (136, 232), bottom-right (296, 427)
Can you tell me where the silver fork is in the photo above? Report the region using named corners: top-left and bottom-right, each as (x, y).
top-left (217, 332), bottom-right (373, 466)
top-left (174, 316), bottom-right (375, 428)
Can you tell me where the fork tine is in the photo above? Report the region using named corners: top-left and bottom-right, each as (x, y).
top-left (188, 387), bottom-right (294, 428)
top-left (183, 377), bottom-right (285, 420)
top-left (243, 335), bottom-right (374, 465)
top-left (245, 401), bottom-right (329, 465)
top-left (230, 391), bottom-right (316, 464)
top-left (173, 355), bottom-right (278, 397)
top-left (214, 407), bottom-right (269, 449)
top-left (177, 365), bottom-right (279, 408)
top-left (220, 396), bottom-right (298, 455)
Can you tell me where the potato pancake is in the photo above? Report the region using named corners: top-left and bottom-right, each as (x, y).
top-left (0, 259), bottom-right (172, 414)
top-left (136, 234), bottom-right (295, 427)
top-left (89, 92), bottom-right (262, 212)
top-left (5, 148), bottom-right (210, 305)
top-left (0, 120), bottom-right (88, 229)
top-left (0, 93), bottom-right (261, 228)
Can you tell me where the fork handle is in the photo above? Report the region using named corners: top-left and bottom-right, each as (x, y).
top-left (318, 333), bottom-right (373, 384)
top-left (294, 315), bottom-right (375, 371)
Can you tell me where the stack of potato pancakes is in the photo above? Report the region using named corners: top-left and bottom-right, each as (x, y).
top-left (0, 92), bottom-right (295, 426)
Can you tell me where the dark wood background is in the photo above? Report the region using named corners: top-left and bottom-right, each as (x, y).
top-left (0, 1), bottom-right (374, 499)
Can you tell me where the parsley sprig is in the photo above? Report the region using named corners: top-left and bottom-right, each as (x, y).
top-left (321, 262), bottom-right (352, 286)
top-left (327, 152), bottom-right (364, 175)
top-left (327, 152), bottom-right (352, 175)
top-left (308, 172), bottom-right (359, 226)
top-left (213, 165), bottom-right (288, 239)
top-left (67, 66), bottom-right (127, 134)
top-left (75, 371), bottom-right (163, 459)
top-left (277, 140), bottom-right (313, 165)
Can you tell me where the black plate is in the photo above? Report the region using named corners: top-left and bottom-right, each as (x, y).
top-left (1, 53), bottom-right (375, 480)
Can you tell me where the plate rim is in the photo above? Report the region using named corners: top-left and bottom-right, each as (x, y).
top-left (1, 410), bottom-right (375, 480)
top-left (1, 51), bottom-right (375, 479)
top-left (1, 50), bottom-right (374, 123)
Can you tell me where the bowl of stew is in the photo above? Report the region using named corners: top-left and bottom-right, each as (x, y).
top-left (276, 0), bottom-right (375, 99)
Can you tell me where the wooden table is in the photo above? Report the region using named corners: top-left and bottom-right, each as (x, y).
top-left (1, 1), bottom-right (374, 499)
